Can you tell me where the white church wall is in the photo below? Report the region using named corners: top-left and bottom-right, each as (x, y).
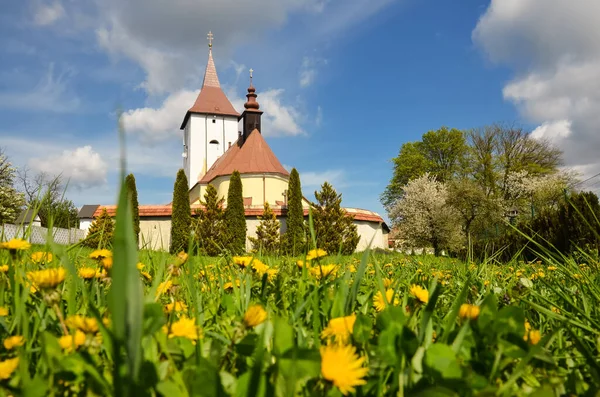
top-left (140, 217), bottom-right (172, 251)
top-left (187, 114), bottom-right (207, 187)
top-left (354, 220), bottom-right (387, 251)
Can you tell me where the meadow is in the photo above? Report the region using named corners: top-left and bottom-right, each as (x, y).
top-left (1, 219), bottom-right (599, 397)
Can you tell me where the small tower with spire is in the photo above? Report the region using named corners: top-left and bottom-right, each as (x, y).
top-left (239, 68), bottom-right (263, 144)
top-left (180, 31), bottom-right (240, 188)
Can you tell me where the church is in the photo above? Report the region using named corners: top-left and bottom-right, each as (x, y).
top-left (79, 34), bottom-right (389, 252)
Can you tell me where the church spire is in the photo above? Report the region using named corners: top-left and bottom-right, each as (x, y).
top-left (202, 31), bottom-right (220, 88)
top-left (240, 68), bottom-right (263, 143)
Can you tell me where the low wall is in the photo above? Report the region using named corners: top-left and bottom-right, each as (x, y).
top-left (1, 224), bottom-right (86, 245)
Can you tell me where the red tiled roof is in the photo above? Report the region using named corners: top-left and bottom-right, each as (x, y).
top-left (180, 49), bottom-right (239, 129)
top-left (199, 129), bottom-right (289, 183)
top-left (92, 204), bottom-right (387, 226)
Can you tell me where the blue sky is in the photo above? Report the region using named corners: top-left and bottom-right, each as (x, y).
top-left (2, 0), bottom-right (600, 219)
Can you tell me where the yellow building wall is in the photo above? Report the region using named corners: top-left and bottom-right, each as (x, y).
top-left (139, 217), bottom-right (172, 251)
top-left (193, 173), bottom-right (290, 207)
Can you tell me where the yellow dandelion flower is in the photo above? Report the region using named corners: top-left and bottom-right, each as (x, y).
top-left (27, 267), bottom-right (66, 289)
top-left (136, 262), bottom-right (145, 270)
top-left (1, 239), bottom-right (31, 251)
top-left (3, 335), bottom-right (24, 350)
top-left (297, 260), bottom-right (310, 269)
top-left (65, 315), bottom-right (99, 333)
top-left (373, 289), bottom-right (398, 312)
top-left (409, 285), bottom-right (429, 304)
top-left (58, 330), bottom-right (87, 352)
top-left (175, 251), bottom-right (188, 266)
top-left (349, 265), bottom-right (357, 273)
top-left (309, 264), bottom-right (338, 279)
top-left (383, 278), bottom-right (393, 288)
top-left (459, 304), bottom-right (480, 320)
top-left (266, 268), bottom-right (278, 282)
top-left (164, 316), bottom-right (201, 341)
top-left (525, 329), bottom-right (542, 345)
top-left (321, 314), bottom-right (356, 345)
top-left (95, 269), bottom-right (107, 279)
top-left (78, 267), bottom-right (97, 280)
top-left (551, 306), bottom-right (560, 314)
top-left (547, 265), bottom-right (557, 271)
top-left (306, 248), bottom-right (327, 261)
top-left (100, 257), bottom-right (113, 269)
top-left (89, 249), bottom-right (112, 259)
top-left (156, 280), bottom-right (173, 297)
top-left (165, 301), bottom-right (188, 313)
top-left (320, 344), bottom-right (368, 396)
top-left (0, 307), bottom-right (8, 316)
top-left (31, 251), bottom-right (53, 264)
top-left (0, 357), bottom-right (20, 380)
top-left (252, 260), bottom-right (269, 276)
top-left (140, 271), bottom-right (152, 282)
top-left (0, 265), bottom-right (8, 273)
top-left (243, 304), bottom-right (268, 328)
top-left (233, 256), bottom-right (255, 268)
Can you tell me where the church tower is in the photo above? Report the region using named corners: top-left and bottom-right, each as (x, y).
top-left (180, 32), bottom-right (240, 189)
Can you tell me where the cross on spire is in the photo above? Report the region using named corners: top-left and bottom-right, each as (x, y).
top-left (207, 31), bottom-right (214, 48)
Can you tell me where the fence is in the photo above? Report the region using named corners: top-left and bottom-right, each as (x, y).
top-left (1, 224), bottom-right (86, 245)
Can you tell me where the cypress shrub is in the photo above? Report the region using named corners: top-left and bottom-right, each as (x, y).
top-left (195, 184), bottom-right (227, 256)
top-left (125, 173), bottom-right (140, 244)
top-left (83, 208), bottom-right (114, 249)
top-left (225, 171), bottom-right (246, 254)
top-left (312, 181), bottom-right (359, 255)
top-left (249, 202), bottom-right (281, 254)
top-left (170, 169), bottom-right (191, 254)
top-left (282, 168), bottom-right (305, 255)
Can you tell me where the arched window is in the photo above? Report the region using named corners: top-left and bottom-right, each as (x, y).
top-left (209, 140), bottom-right (219, 145)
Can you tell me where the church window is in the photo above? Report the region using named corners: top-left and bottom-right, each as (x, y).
top-left (209, 140), bottom-right (219, 145)
top-left (212, 119), bottom-right (216, 123)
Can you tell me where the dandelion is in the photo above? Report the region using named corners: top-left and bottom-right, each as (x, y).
top-left (164, 316), bottom-right (201, 341)
top-left (27, 267), bottom-right (66, 289)
top-left (373, 289), bottom-right (397, 312)
top-left (547, 265), bottom-right (557, 271)
top-left (296, 260), bottom-right (310, 269)
top-left (0, 357), bottom-right (20, 380)
top-left (266, 268), bottom-right (278, 282)
top-left (251, 260), bottom-right (269, 276)
top-left (306, 248), bottom-right (327, 261)
top-left (175, 251), bottom-right (188, 266)
top-left (484, 280), bottom-right (490, 287)
top-left (0, 265), bottom-right (8, 273)
top-left (31, 251), bottom-right (53, 264)
top-left (58, 330), bottom-right (87, 352)
top-left (156, 280), bottom-right (173, 297)
top-left (459, 304), bottom-right (480, 320)
top-left (89, 249), bottom-right (112, 260)
top-left (136, 262), bottom-right (145, 270)
top-left (320, 344), bottom-right (368, 395)
top-left (66, 315), bottom-right (99, 333)
top-left (321, 314), bottom-right (356, 345)
top-left (243, 304), bottom-right (268, 328)
top-left (3, 336), bottom-right (24, 350)
top-left (140, 271), bottom-right (152, 282)
top-left (551, 306), bottom-right (560, 314)
top-left (165, 301), bottom-right (188, 313)
top-left (100, 257), bottom-right (113, 270)
top-left (523, 321), bottom-right (542, 345)
top-left (0, 307), bottom-right (8, 317)
top-left (409, 285), bottom-right (429, 304)
top-left (383, 278), bottom-right (393, 288)
top-left (309, 264), bottom-right (338, 279)
top-left (1, 239), bottom-right (31, 251)
top-left (233, 256), bottom-right (255, 268)
top-left (78, 267), bottom-right (97, 280)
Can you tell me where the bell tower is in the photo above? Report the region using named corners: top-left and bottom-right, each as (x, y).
top-left (239, 69), bottom-right (263, 144)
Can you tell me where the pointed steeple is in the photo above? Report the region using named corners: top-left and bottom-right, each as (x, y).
top-left (180, 32), bottom-right (239, 129)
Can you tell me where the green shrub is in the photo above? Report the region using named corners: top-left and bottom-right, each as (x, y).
top-left (170, 169), bottom-right (191, 253)
top-left (249, 202), bottom-right (280, 254)
top-left (82, 208), bottom-right (114, 248)
top-left (225, 171), bottom-right (246, 254)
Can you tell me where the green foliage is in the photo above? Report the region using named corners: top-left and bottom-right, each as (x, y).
top-left (125, 173), bottom-right (140, 243)
top-left (249, 202), bottom-right (281, 254)
top-left (170, 169), bottom-right (191, 254)
top-left (282, 168), bottom-right (305, 255)
top-left (194, 184), bottom-right (227, 256)
top-left (225, 171), bottom-right (246, 254)
top-left (0, 150), bottom-right (24, 224)
top-left (311, 181), bottom-right (359, 255)
top-left (82, 207), bottom-right (114, 248)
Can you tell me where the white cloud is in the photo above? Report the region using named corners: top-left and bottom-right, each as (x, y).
top-left (473, 0), bottom-right (600, 177)
top-left (33, 1), bottom-right (65, 26)
top-left (0, 63), bottom-right (80, 113)
top-left (299, 57), bottom-right (318, 87)
top-left (259, 89), bottom-right (304, 136)
top-left (29, 146), bottom-right (108, 189)
top-left (301, 169), bottom-right (345, 188)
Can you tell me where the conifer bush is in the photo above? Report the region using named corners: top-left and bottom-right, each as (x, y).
top-left (125, 173), bottom-right (140, 244)
top-left (282, 168), bottom-right (306, 255)
top-left (195, 184), bottom-right (227, 256)
top-left (225, 171), bottom-right (246, 254)
top-left (170, 169), bottom-right (191, 254)
top-left (249, 202), bottom-right (281, 254)
top-left (82, 208), bottom-right (114, 248)
top-left (312, 182), bottom-right (359, 255)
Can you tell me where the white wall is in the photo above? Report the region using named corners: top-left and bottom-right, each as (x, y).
top-left (354, 220), bottom-right (387, 251)
top-left (80, 219), bottom-right (93, 233)
top-left (184, 113), bottom-right (239, 188)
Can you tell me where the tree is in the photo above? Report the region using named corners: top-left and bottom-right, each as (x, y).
top-left (225, 171), bottom-right (246, 254)
top-left (83, 208), bottom-right (114, 248)
top-left (311, 182), bottom-right (359, 255)
top-left (249, 202), bottom-right (281, 254)
top-left (382, 127), bottom-right (468, 209)
top-left (170, 169), bottom-right (191, 254)
top-left (194, 184), bottom-right (227, 256)
top-left (389, 174), bottom-right (462, 255)
top-left (282, 168), bottom-right (306, 255)
top-left (0, 149), bottom-right (24, 224)
top-left (125, 173), bottom-right (140, 243)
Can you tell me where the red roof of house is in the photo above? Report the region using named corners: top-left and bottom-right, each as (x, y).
top-left (199, 129), bottom-right (289, 183)
top-left (180, 49), bottom-right (239, 129)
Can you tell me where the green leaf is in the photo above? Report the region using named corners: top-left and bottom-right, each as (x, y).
top-left (352, 313), bottom-right (372, 345)
top-left (157, 380), bottom-right (186, 397)
top-left (143, 303), bottom-right (166, 337)
top-left (494, 306), bottom-right (525, 336)
top-left (182, 358), bottom-right (227, 397)
top-left (423, 344), bottom-right (462, 380)
top-left (273, 317), bottom-right (294, 355)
